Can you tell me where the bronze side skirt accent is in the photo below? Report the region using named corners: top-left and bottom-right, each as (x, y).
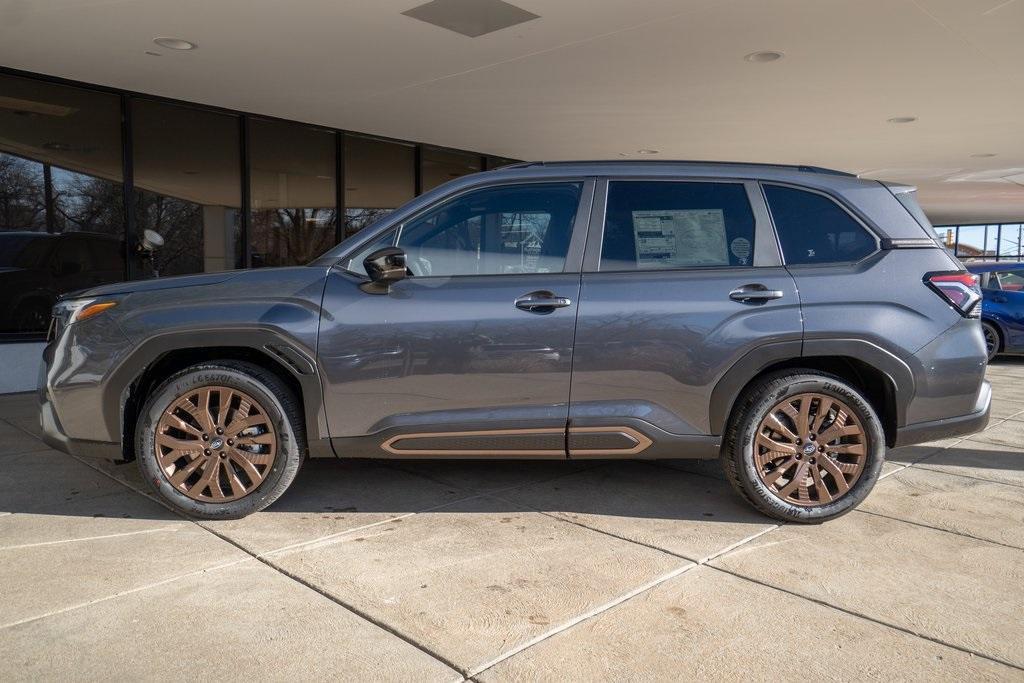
top-left (381, 428), bottom-right (566, 457)
top-left (379, 425), bottom-right (655, 458)
top-left (568, 426), bottom-right (654, 457)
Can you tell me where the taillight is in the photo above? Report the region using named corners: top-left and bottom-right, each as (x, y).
top-left (924, 271), bottom-right (981, 318)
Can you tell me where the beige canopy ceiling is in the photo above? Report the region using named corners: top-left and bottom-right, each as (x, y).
top-left (1, 0), bottom-right (1022, 224)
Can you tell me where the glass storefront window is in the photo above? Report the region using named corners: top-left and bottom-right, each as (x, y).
top-left (249, 119), bottom-right (336, 267)
top-left (0, 73), bottom-right (124, 334)
top-left (344, 135), bottom-right (414, 238)
top-left (132, 99), bottom-right (242, 277)
top-left (421, 147), bottom-right (481, 192)
top-left (998, 224), bottom-right (1023, 259)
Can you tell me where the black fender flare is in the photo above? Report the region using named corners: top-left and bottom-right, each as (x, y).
top-left (102, 328), bottom-right (327, 446)
top-left (709, 338), bottom-right (914, 434)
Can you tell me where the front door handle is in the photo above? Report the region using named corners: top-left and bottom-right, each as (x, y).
top-left (515, 290), bottom-right (572, 313)
top-left (729, 284), bottom-right (784, 303)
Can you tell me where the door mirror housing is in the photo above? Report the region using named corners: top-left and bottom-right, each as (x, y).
top-left (361, 246), bottom-right (407, 294)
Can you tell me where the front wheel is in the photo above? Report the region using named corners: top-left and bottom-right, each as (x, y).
top-left (722, 370), bottom-right (885, 523)
top-left (135, 361), bottom-right (305, 519)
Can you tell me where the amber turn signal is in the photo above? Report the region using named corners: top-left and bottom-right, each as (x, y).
top-left (75, 301), bottom-right (118, 322)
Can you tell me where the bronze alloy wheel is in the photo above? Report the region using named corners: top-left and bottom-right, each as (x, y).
top-left (754, 392), bottom-right (867, 506)
top-left (154, 385), bottom-right (277, 502)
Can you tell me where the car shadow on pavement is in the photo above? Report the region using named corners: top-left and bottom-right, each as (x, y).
top-left (2, 450), bottom-right (770, 525)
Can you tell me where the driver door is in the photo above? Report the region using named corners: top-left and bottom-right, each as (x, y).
top-left (319, 179), bottom-right (594, 458)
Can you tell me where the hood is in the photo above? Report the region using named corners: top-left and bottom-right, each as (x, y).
top-left (68, 270), bottom-right (243, 298)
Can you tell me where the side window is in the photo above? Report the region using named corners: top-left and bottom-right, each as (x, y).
top-left (337, 183), bottom-right (582, 278)
top-left (764, 185), bottom-right (877, 265)
top-left (599, 181), bottom-right (756, 271)
top-left (396, 183), bottom-right (581, 277)
top-left (996, 271), bottom-right (1024, 291)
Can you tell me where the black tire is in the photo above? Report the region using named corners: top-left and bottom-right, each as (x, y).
top-left (982, 321), bottom-right (1001, 362)
top-left (721, 370), bottom-right (885, 523)
top-left (136, 361), bottom-right (305, 519)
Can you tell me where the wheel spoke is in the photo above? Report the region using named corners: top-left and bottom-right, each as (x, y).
top-left (764, 414), bottom-right (799, 442)
top-left (168, 456), bottom-right (205, 486)
top-left (819, 456), bottom-right (851, 494)
top-left (762, 457), bottom-right (797, 486)
top-left (811, 398), bottom-right (833, 434)
top-left (810, 465), bottom-right (833, 503)
top-left (756, 433), bottom-right (798, 455)
top-left (777, 462), bottom-right (810, 498)
top-left (227, 415), bottom-right (265, 436)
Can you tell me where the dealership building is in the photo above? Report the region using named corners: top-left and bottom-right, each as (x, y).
top-left (1, 0), bottom-right (1023, 391)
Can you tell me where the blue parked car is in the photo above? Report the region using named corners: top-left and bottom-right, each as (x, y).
top-left (967, 262), bottom-right (1024, 360)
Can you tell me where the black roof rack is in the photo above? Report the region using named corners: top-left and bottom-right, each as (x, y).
top-left (498, 160), bottom-right (855, 177)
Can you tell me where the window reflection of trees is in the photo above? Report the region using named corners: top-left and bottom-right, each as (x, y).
top-left (250, 207), bottom-right (337, 268)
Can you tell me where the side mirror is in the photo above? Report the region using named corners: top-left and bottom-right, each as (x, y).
top-left (361, 246), bottom-right (407, 294)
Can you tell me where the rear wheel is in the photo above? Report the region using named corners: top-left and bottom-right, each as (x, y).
top-left (982, 321), bottom-right (1001, 362)
top-left (136, 361), bottom-right (304, 519)
top-left (722, 370), bottom-right (885, 523)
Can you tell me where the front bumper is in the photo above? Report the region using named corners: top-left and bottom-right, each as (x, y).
top-left (39, 394), bottom-right (121, 459)
top-left (38, 344), bottom-right (121, 460)
top-left (894, 380), bottom-right (991, 448)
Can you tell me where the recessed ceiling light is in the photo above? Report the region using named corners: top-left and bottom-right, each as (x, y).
top-left (970, 153), bottom-right (997, 158)
top-left (636, 149), bottom-right (659, 155)
top-left (744, 51), bottom-right (784, 63)
top-left (887, 116), bottom-right (917, 124)
top-left (153, 37), bottom-right (196, 51)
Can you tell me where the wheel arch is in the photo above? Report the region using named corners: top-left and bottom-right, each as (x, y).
top-left (109, 331), bottom-right (328, 461)
top-left (711, 340), bottom-right (912, 447)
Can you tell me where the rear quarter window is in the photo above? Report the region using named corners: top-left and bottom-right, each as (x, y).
top-left (763, 185), bottom-right (877, 265)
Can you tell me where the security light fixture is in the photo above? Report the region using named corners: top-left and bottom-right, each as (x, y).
top-left (744, 51), bottom-right (784, 63)
top-left (402, 0), bottom-right (539, 38)
top-left (153, 37), bottom-right (196, 51)
top-left (887, 116), bottom-right (917, 124)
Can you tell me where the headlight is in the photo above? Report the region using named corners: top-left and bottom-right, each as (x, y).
top-left (49, 298), bottom-right (118, 340)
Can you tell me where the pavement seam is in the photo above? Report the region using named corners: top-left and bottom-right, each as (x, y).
top-left (0, 556), bottom-right (253, 631)
top-left (198, 522), bottom-right (466, 678)
top-left (707, 564), bottom-right (1024, 672)
top-left (253, 491), bottom-right (488, 558)
top-left (909, 463), bottom-right (1024, 489)
top-left (55, 446), bottom-right (467, 678)
top-left (464, 524), bottom-right (780, 680)
top-left (0, 525), bottom-right (181, 551)
top-left (852, 508), bottom-right (1023, 552)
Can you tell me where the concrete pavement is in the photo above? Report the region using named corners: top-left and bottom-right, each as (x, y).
top-left (1, 362), bottom-right (1023, 681)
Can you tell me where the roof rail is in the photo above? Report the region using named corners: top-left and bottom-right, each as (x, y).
top-left (498, 160), bottom-right (855, 177)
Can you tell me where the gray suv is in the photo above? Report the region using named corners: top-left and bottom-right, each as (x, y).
top-left (38, 161), bottom-right (991, 522)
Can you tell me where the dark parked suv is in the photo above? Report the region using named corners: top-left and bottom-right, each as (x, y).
top-left (39, 161), bottom-right (990, 522)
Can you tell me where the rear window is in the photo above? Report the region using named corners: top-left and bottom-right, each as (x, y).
top-left (600, 181), bottom-right (756, 271)
top-left (763, 185), bottom-right (876, 265)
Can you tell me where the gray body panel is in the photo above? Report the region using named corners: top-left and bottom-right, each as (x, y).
top-left (38, 160), bottom-right (990, 464)
top-left (319, 269), bottom-right (581, 448)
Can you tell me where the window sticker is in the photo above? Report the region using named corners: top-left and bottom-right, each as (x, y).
top-left (632, 209), bottom-right (728, 268)
top-left (730, 237), bottom-right (751, 265)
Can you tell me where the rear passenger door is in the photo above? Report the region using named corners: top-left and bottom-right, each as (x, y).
top-left (568, 178), bottom-right (803, 453)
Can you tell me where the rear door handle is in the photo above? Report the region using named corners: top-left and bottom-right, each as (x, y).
top-left (515, 290), bottom-right (572, 313)
top-left (729, 284), bottom-right (784, 303)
